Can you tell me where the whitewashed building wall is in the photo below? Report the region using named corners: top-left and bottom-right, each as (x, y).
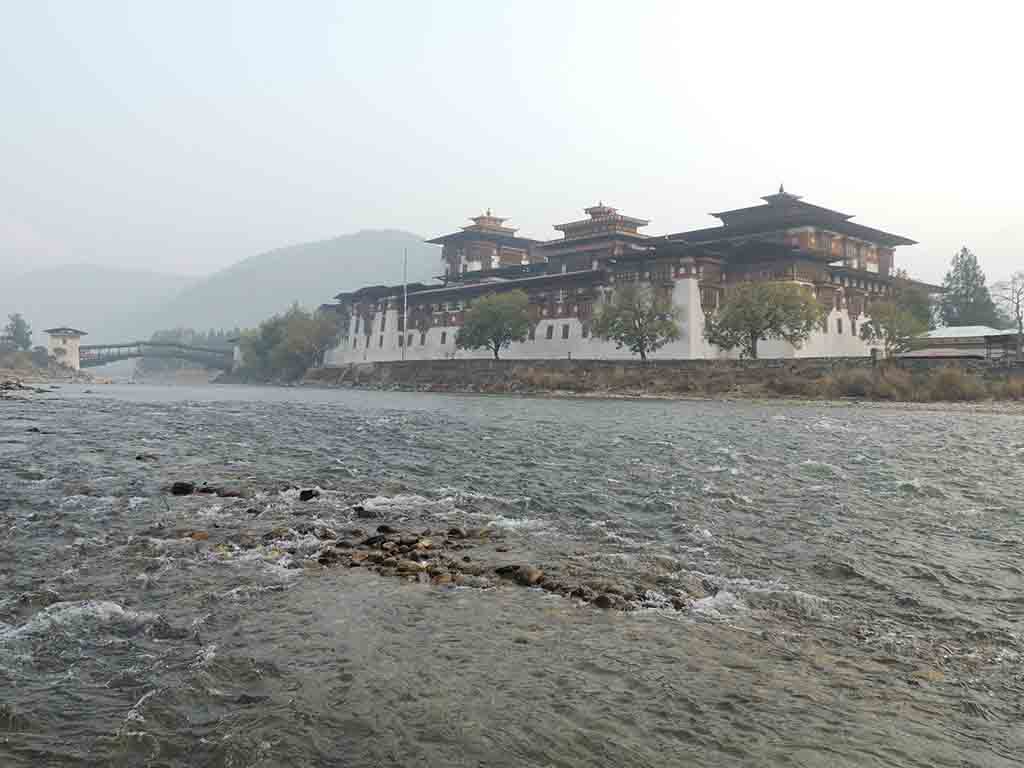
top-left (324, 277), bottom-right (880, 365)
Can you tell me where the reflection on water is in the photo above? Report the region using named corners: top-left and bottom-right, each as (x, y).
top-left (1, 384), bottom-right (1022, 766)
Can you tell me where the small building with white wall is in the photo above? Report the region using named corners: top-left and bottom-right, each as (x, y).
top-left (44, 327), bottom-right (88, 370)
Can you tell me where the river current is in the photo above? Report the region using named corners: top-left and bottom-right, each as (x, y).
top-left (1, 384), bottom-right (1022, 767)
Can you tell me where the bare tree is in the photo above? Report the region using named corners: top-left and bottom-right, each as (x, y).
top-left (993, 271), bottom-right (1024, 361)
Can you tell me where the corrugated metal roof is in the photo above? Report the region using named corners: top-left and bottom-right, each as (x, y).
top-left (922, 325), bottom-right (1002, 339)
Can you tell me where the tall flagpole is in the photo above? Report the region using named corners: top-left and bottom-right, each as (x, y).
top-left (402, 248), bottom-right (408, 361)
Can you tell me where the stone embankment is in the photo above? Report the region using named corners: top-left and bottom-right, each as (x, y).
top-left (304, 358), bottom-right (1024, 400)
top-left (163, 480), bottom-right (704, 612)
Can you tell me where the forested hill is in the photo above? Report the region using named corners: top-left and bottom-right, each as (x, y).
top-left (147, 229), bottom-right (438, 333)
top-left (2, 230), bottom-right (439, 344)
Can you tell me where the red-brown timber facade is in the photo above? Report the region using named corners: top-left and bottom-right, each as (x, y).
top-left (325, 188), bottom-right (933, 363)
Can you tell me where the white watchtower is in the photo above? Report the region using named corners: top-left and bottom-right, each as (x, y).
top-left (44, 327), bottom-right (88, 370)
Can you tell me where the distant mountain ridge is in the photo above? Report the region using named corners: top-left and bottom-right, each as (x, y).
top-left (0, 264), bottom-right (197, 345)
top-left (0, 230), bottom-right (439, 344)
top-left (148, 229), bottom-right (437, 333)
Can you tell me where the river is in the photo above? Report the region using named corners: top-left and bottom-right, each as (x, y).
top-left (1, 384), bottom-right (1022, 767)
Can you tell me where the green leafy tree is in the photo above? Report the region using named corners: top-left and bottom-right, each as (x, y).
top-left (239, 305), bottom-right (341, 380)
top-left (891, 268), bottom-right (936, 330)
top-left (939, 247), bottom-right (1001, 327)
top-left (859, 300), bottom-right (928, 356)
top-left (704, 282), bottom-right (824, 359)
top-left (993, 271), bottom-right (1024, 360)
top-left (4, 313), bottom-right (32, 351)
top-left (455, 290), bottom-right (531, 359)
top-left (592, 283), bottom-right (680, 362)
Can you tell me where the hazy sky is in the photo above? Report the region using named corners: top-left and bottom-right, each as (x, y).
top-left (2, 1), bottom-right (1020, 284)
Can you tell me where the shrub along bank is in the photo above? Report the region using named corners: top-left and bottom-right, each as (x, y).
top-left (305, 358), bottom-right (1024, 402)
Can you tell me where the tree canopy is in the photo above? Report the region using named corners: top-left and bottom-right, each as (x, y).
top-left (939, 247), bottom-right (1002, 327)
top-left (859, 300), bottom-right (928, 356)
top-left (592, 283), bottom-right (680, 362)
top-left (704, 282), bottom-right (824, 359)
top-left (240, 304), bottom-right (341, 380)
top-left (455, 290), bottom-right (531, 359)
top-left (891, 269), bottom-right (936, 330)
top-left (993, 271), bottom-right (1024, 359)
top-left (4, 313), bottom-right (32, 351)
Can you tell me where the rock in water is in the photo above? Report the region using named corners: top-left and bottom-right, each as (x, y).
top-left (353, 505), bottom-right (379, 519)
top-left (516, 567), bottom-right (545, 586)
top-left (170, 481), bottom-right (195, 495)
top-left (299, 489), bottom-right (319, 502)
top-left (593, 594), bottom-right (623, 610)
top-left (376, 524), bottom-right (398, 534)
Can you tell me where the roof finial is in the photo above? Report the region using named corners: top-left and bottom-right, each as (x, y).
top-left (779, 183), bottom-right (785, 195)
top-left (486, 207), bottom-right (491, 217)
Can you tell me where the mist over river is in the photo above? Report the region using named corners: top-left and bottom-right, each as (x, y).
top-left (2, 384), bottom-right (1022, 767)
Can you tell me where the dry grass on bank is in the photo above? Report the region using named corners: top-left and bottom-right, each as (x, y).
top-left (763, 365), bottom-right (1024, 402)
top-left (0, 350), bottom-right (35, 371)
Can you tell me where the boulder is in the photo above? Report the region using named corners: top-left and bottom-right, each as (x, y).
top-left (396, 559), bottom-right (422, 573)
top-left (447, 526), bottom-right (468, 539)
top-left (593, 594), bottom-right (621, 610)
top-left (299, 489), bottom-right (319, 502)
top-left (377, 524), bottom-right (399, 534)
top-left (187, 531), bottom-right (209, 542)
top-left (516, 567), bottom-right (545, 587)
top-left (170, 481), bottom-right (195, 496)
top-left (354, 505), bottom-right (380, 519)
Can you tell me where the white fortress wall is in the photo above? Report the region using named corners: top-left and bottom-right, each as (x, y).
top-left (323, 277), bottom-right (877, 364)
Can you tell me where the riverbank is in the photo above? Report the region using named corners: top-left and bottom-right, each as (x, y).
top-left (304, 357), bottom-right (1024, 403)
